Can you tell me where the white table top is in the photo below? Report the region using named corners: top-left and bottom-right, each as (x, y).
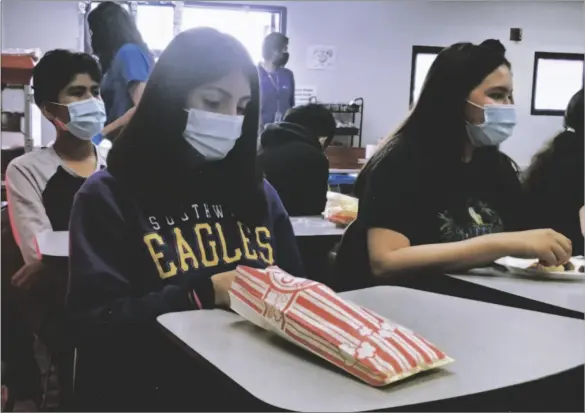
top-left (290, 216), bottom-right (345, 237)
top-left (32, 217), bottom-right (341, 258)
top-left (449, 271), bottom-right (585, 313)
top-left (36, 230), bottom-right (69, 257)
top-left (158, 286), bottom-right (585, 412)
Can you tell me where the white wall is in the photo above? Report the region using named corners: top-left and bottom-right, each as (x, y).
top-left (2, 0), bottom-right (583, 166)
top-left (2, 0), bottom-right (81, 145)
top-left (282, 0), bottom-right (584, 167)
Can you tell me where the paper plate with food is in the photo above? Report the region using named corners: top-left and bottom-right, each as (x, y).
top-left (494, 256), bottom-right (585, 281)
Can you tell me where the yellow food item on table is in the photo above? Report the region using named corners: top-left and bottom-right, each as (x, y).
top-left (528, 261), bottom-right (575, 272)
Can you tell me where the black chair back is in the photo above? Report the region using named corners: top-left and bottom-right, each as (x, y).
top-left (332, 220), bottom-right (376, 292)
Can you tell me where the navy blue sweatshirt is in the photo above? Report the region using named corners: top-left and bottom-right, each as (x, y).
top-left (66, 169), bottom-right (303, 410)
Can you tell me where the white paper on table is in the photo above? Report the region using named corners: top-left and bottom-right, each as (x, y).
top-left (35, 230), bottom-right (69, 257)
top-left (495, 256), bottom-right (585, 281)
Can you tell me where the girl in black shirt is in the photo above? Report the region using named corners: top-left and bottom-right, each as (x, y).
top-left (336, 40), bottom-right (572, 290)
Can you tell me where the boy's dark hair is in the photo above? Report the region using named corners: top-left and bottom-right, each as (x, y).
top-left (32, 49), bottom-right (102, 106)
top-left (262, 32), bottom-right (288, 60)
top-left (283, 104), bottom-right (337, 146)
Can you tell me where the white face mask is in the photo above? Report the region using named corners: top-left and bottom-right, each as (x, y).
top-left (466, 100), bottom-right (516, 147)
top-left (183, 108), bottom-right (244, 161)
top-left (62, 98), bottom-right (106, 140)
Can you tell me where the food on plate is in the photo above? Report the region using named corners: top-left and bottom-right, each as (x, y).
top-left (564, 261), bottom-right (575, 271)
top-left (528, 262), bottom-right (564, 272)
top-left (528, 260), bottom-right (575, 272)
top-left (579, 265), bottom-right (584, 273)
top-left (323, 192), bottom-right (358, 226)
top-left (328, 210), bottom-right (357, 226)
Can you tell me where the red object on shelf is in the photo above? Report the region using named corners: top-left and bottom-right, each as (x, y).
top-left (1, 53), bottom-right (37, 85)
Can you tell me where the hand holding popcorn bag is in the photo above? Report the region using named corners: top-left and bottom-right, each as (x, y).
top-left (229, 266), bottom-right (453, 387)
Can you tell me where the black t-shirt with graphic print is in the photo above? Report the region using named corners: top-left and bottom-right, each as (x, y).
top-left (335, 147), bottom-right (525, 291)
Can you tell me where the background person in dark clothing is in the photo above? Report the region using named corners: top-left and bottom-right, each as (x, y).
top-left (259, 103), bottom-right (336, 217)
top-left (258, 32), bottom-right (295, 130)
top-left (524, 89), bottom-right (584, 254)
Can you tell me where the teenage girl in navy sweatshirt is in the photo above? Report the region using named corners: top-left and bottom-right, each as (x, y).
top-left (66, 28), bottom-right (304, 411)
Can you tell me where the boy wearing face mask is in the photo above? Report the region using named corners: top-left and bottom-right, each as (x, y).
top-left (5, 49), bottom-right (106, 409)
top-left (259, 32), bottom-right (295, 130)
top-left (5, 47), bottom-right (106, 399)
top-left (6, 49), bottom-right (106, 269)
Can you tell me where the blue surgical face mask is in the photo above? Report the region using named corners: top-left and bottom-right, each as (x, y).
top-left (183, 108), bottom-right (244, 161)
top-left (54, 98), bottom-right (106, 141)
top-left (466, 101), bottom-right (516, 147)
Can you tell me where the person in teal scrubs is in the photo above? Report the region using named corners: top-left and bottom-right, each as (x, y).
top-left (88, 1), bottom-right (154, 142)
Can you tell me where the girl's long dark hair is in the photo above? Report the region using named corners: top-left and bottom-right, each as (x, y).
top-left (522, 89), bottom-right (583, 250)
top-left (524, 89), bottom-right (584, 192)
top-left (355, 40), bottom-right (516, 198)
top-left (88, 1), bottom-right (149, 73)
top-left (107, 28), bottom-right (266, 226)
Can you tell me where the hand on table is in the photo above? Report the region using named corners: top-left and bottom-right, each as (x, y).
top-left (211, 271), bottom-right (238, 307)
top-left (503, 229), bottom-right (572, 266)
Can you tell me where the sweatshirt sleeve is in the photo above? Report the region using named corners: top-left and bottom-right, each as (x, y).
top-left (67, 177), bottom-right (215, 343)
top-left (5, 162), bottom-right (52, 264)
top-left (264, 181), bottom-right (305, 277)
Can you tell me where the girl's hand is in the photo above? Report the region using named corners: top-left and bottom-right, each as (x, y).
top-left (210, 271), bottom-right (237, 307)
top-left (499, 229), bottom-right (572, 266)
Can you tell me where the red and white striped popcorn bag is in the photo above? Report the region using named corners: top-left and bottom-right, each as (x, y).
top-left (229, 266), bottom-right (454, 387)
